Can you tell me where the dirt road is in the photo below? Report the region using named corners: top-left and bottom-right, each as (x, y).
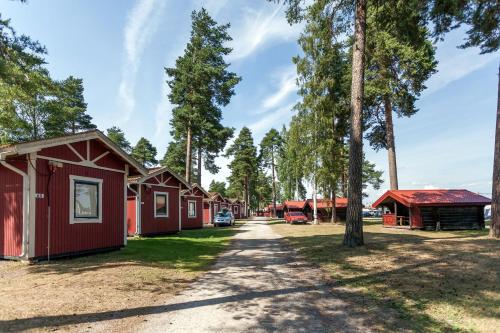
top-left (137, 221), bottom-right (391, 332)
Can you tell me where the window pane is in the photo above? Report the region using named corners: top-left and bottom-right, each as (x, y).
top-left (75, 181), bottom-right (99, 218)
top-left (156, 194), bottom-right (167, 215)
top-left (188, 202), bottom-right (196, 217)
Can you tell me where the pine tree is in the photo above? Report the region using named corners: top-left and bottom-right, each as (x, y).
top-left (45, 76), bottom-right (96, 137)
top-left (160, 138), bottom-right (198, 181)
top-left (166, 8), bottom-right (240, 184)
top-left (259, 128), bottom-right (283, 217)
top-left (132, 137), bottom-right (158, 168)
top-left (208, 180), bottom-right (227, 197)
top-left (364, 2), bottom-right (437, 190)
top-left (226, 127), bottom-right (258, 216)
top-left (106, 126), bottom-right (132, 153)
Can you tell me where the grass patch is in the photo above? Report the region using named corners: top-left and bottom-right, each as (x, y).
top-left (0, 225), bottom-right (241, 332)
top-left (271, 222), bottom-right (499, 333)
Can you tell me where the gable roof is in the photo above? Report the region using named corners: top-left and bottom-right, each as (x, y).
top-left (182, 183), bottom-right (210, 198)
top-left (128, 166), bottom-right (190, 189)
top-left (0, 130), bottom-right (146, 176)
top-left (372, 189), bottom-right (491, 208)
top-left (283, 200), bottom-right (307, 209)
top-left (207, 192), bottom-right (225, 202)
top-left (306, 198), bottom-right (348, 209)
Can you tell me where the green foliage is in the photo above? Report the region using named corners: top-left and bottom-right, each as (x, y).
top-left (277, 124), bottom-right (307, 200)
top-left (166, 8), bottom-right (240, 181)
top-left (44, 76), bottom-right (96, 137)
top-left (208, 180), bottom-right (227, 197)
top-left (364, 1), bottom-right (437, 151)
top-left (225, 127), bottom-right (258, 209)
top-left (132, 137), bottom-right (158, 168)
top-left (362, 157), bottom-right (384, 197)
top-left (0, 16), bottom-right (95, 143)
top-left (106, 126), bottom-right (132, 153)
top-left (160, 138), bottom-right (198, 181)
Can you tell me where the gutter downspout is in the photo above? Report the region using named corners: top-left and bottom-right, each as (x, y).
top-left (0, 157), bottom-right (29, 259)
top-left (178, 184), bottom-right (182, 232)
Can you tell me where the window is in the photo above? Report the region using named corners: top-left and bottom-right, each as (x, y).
top-left (188, 200), bottom-right (196, 218)
top-left (214, 204), bottom-right (219, 213)
top-left (154, 192), bottom-right (168, 218)
top-left (69, 175), bottom-right (103, 224)
top-left (234, 205), bottom-right (239, 214)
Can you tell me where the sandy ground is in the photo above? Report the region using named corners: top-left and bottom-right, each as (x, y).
top-left (136, 221), bottom-right (395, 333)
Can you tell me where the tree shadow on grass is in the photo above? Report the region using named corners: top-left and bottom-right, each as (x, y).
top-left (283, 229), bottom-right (499, 332)
top-left (26, 226), bottom-right (246, 276)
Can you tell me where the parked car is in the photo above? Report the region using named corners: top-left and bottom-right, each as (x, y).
top-left (285, 212), bottom-right (308, 224)
top-left (214, 211), bottom-right (235, 227)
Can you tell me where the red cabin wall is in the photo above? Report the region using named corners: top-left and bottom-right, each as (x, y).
top-left (34, 158), bottom-right (125, 258)
top-left (127, 197), bottom-right (137, 235)
top-left (0, 161), bottom-right (25, 257)
top-left (410, 206), bottom-right (423, 228)
top-left (181, 195), bottom-right (203, 229)
top-left (139, 184), bottom-right (180, 235)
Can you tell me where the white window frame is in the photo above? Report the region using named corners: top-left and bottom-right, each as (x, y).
top-left (188, 200), bottom-right (197, 218)
top-left (214, 204), bottom-right (219, 214)
top-left (69, 175), bottom-right (103, 224)
top-left (234, 205), bottom-right (239, 214)
top-left (154, 191), bottom-right (169, 218)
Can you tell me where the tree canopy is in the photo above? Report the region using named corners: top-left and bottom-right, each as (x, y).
top-left (132, 137), bottom-right (158, 168)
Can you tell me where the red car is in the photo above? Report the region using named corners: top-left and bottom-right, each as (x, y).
top-left (285, 212), bottom-right (308, 224)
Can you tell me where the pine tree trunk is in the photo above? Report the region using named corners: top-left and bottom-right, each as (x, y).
top-left (490, 65), bottom-right (500, 238)
top-left (344, 0), bottom-right (367, 247)
top-left (197, 147), bottom-right (202, 185)
top-left (271, 148), bottom-right (276, 218)
top-left (244, 175), bottom-right (250, 217)
top-left (185, 126), bottom-right (192, 184)
top-left (384, 97), bottom-right (399, 190)
top-left (313, 178), bottom-right (318, 224)
top-left (331, 192), bottom-right (337, 223)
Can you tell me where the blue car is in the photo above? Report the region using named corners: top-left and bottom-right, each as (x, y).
top-left (214, 211), bottom-right (235, 227)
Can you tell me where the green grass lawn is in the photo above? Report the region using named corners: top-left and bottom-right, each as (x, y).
top-left (271, 221), bottom-right (499, 333)
top-left (0, 224), bottom-right (242, 333)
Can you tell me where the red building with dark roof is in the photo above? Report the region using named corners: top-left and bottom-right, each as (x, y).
top-left (372, 189), bottom-right (491, 230)
top-left (0, 131), bottom-right (145, 260)
top-left (127, 166), bottom-right (190, 236)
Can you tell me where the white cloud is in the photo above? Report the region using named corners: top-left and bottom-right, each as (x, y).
top-left (259, 66), bottom-right (297, 112)
top-left (118, 0), bottom-right (166, 123)
top-left (249, 102), bottom-right (297, 136)
top-left (228, 4), bottom-right (303, 61)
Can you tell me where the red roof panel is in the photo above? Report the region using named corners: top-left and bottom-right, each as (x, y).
top-left (372, 189), bottom-right (491, 208)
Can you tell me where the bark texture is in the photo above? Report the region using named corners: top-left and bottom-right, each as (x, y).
top-left (344, 0), bottom-right (367, 247)
top-left (197, 147), bottom-right (202, 185)
top-left (272, 148), bottom-right (277, 218)
top-left (185, 126), bottom-right (192, 184)
top-left (384, 97), bottom-right (399, 190)
top-left (490, 65), bottom-right (500, 238)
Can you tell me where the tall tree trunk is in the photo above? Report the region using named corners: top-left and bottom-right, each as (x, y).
top-left (384, 97), bottom-right (399, 190)
top-left (490, 65), bottom-right (500, 238)
top-left (197, 147), bottom-right (202, 185)
top-left (313, 177), bottom-right (318, 224)
top-left (244, 175), bottom-right (250, 217)
top-left (271, 149), bottom-right (276, 218)
top-left (344, 0), bottom-right (367, 247)
top-left (331, 191), bottom-right (337, 223)
top-left (185, 126), bottom-right (192, 184)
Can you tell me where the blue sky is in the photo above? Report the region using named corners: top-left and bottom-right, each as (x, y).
top-left (3, 0), bottom-right (498, 203)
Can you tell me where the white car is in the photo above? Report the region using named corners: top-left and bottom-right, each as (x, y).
top-left (214, 211), bottom-right (235, 227)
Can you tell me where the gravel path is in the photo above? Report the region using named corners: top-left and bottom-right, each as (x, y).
top-left (137, 221), bottom-right (391, 333)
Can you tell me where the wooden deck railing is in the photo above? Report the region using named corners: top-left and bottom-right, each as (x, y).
top-left (383, 214), bottom-right (410, 226)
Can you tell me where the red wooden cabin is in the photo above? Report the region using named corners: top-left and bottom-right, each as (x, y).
top-left (0, 131), bottom-right (145, 261)
top-left (229, 199), bottom-right (244, 219)
top-left (305, 198), bottom-right (347, 221)
top-left (283, 200), bottom-right (309, 219)
top-left (127, 167), bottom-right (190, 236)
top-left (372, 189), bottom-right (491, 230)
top-left (181, 183), bottom-right (210, 230)
top-left (203, 192), bottom-right (225, 224)
top-left (264, 204), bottom-right (284, 218)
